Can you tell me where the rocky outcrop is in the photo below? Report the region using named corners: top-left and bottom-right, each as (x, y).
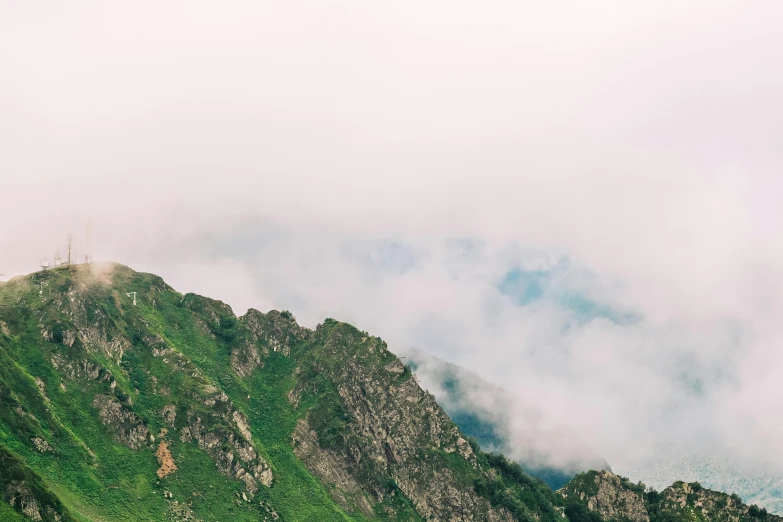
top-left (292, 416), bottom-right (375, 517)
top-left (231, 339), bottom-right (263, 377)
top-left (656, 482), bottom-right (782, 522)
top-left (290, 321), bottom-right (515, 522)
top-left (243, 309), bottom-right (311, 355)
top-left (231, 309), bottom-right (313, 376)
top-left (32, 437), bottom-right (52, 453)
top-left (77, 322), bottom-right (131, 360)
top-left (179, 410), bottom-right (272, 493)
top-left (560, 471), bottom-right (649, 522)
top-left (92, 394), bottom-right (149, 450)
top-left (5, 481), bottom-right (47, 521)
top-left (51, 355), bottom-right (115, 388)
top-left (161, 404), bottom-right (177, 426)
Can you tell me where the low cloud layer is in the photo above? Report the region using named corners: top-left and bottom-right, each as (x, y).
top-left (2, 0), bottom-right (783, 509)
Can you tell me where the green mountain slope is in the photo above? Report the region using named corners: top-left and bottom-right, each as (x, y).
top-left (0, 263), bottom-right (561, 521)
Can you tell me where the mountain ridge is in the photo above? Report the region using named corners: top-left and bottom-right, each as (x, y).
top-left (560, 470), bottom-right (781, 522)
top-left (0, 262), bottom-right (777, 521)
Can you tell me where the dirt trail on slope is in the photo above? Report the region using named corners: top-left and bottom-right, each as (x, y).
top-left (156, 429), bottom-right (177, 478)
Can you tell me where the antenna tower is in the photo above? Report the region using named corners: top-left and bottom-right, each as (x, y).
top-left (67, 234), bottom-right (73, 265)
top-left (85, 222), bottom-right (93, 267)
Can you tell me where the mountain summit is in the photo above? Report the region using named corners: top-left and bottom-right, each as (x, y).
top-left (0, 263), bottom-right (776, 521)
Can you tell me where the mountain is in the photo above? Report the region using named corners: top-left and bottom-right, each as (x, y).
top-left (0, 263), bottom-right (776, 521)
top-left (560, 470), bottom-right (781, 522)
top-left (403, 348), bottom-right (612, 489)
top-left (617, 455), bottom-right (783, 517)
top-left (0, 263), bottom-right (560, 521)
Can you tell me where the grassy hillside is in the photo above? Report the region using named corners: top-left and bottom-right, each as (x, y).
top-left (0, 263), bottom-right (564, 521)
top-left (0, 265), bottom-right (354, 521)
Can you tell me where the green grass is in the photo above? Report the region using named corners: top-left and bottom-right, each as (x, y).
top-left (0, 502), bottom-right (28, 522)
top-left (0, 266), bottom-right (370, 521)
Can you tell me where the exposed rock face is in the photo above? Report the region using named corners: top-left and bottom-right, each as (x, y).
top-left (161, 404), bottom-right (177, 426)
top-left (5, 481), bottom-right (45, 521)
top-left (287, 321), bottom-right (515, 522)
top-left (92, 394), bottom-right (149, 450)
top-left (232, 410), bottom-right (253, 441)
top-left (51, 355), bottom-right (115, 387)
top-left (292, 417), bottom-right (375, 517)
top-left (232, 309), bottom-right (312, 376)
top-left (560, 470), bottom-right (649, 522)
top-left (231, 339), bottom-right (262, 378)
top-left (179, 410), bottom-right (273, 493)
top-left (32, 437), bottom-right (52, 453)
top-left (78, 322), bottom-right (131, 359)
top-left (244, 309), bottom-right (311, 355)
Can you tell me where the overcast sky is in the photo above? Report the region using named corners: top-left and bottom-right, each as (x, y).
top-left (2, 0), bottom-right (783, 507)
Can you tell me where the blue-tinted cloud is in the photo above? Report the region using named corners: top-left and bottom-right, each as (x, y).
top-left (498, 268), bottom-right (548, 305)
top-left (498, 259), bottom-right (639, 326)
top-left (341, 238), bottom-right (422, 277)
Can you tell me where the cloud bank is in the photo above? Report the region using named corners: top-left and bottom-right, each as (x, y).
top-left (2, 0), bottom-right (782, 509)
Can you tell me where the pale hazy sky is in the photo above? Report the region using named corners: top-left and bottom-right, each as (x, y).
top-left (2, 0), bottom-right (783, 507)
